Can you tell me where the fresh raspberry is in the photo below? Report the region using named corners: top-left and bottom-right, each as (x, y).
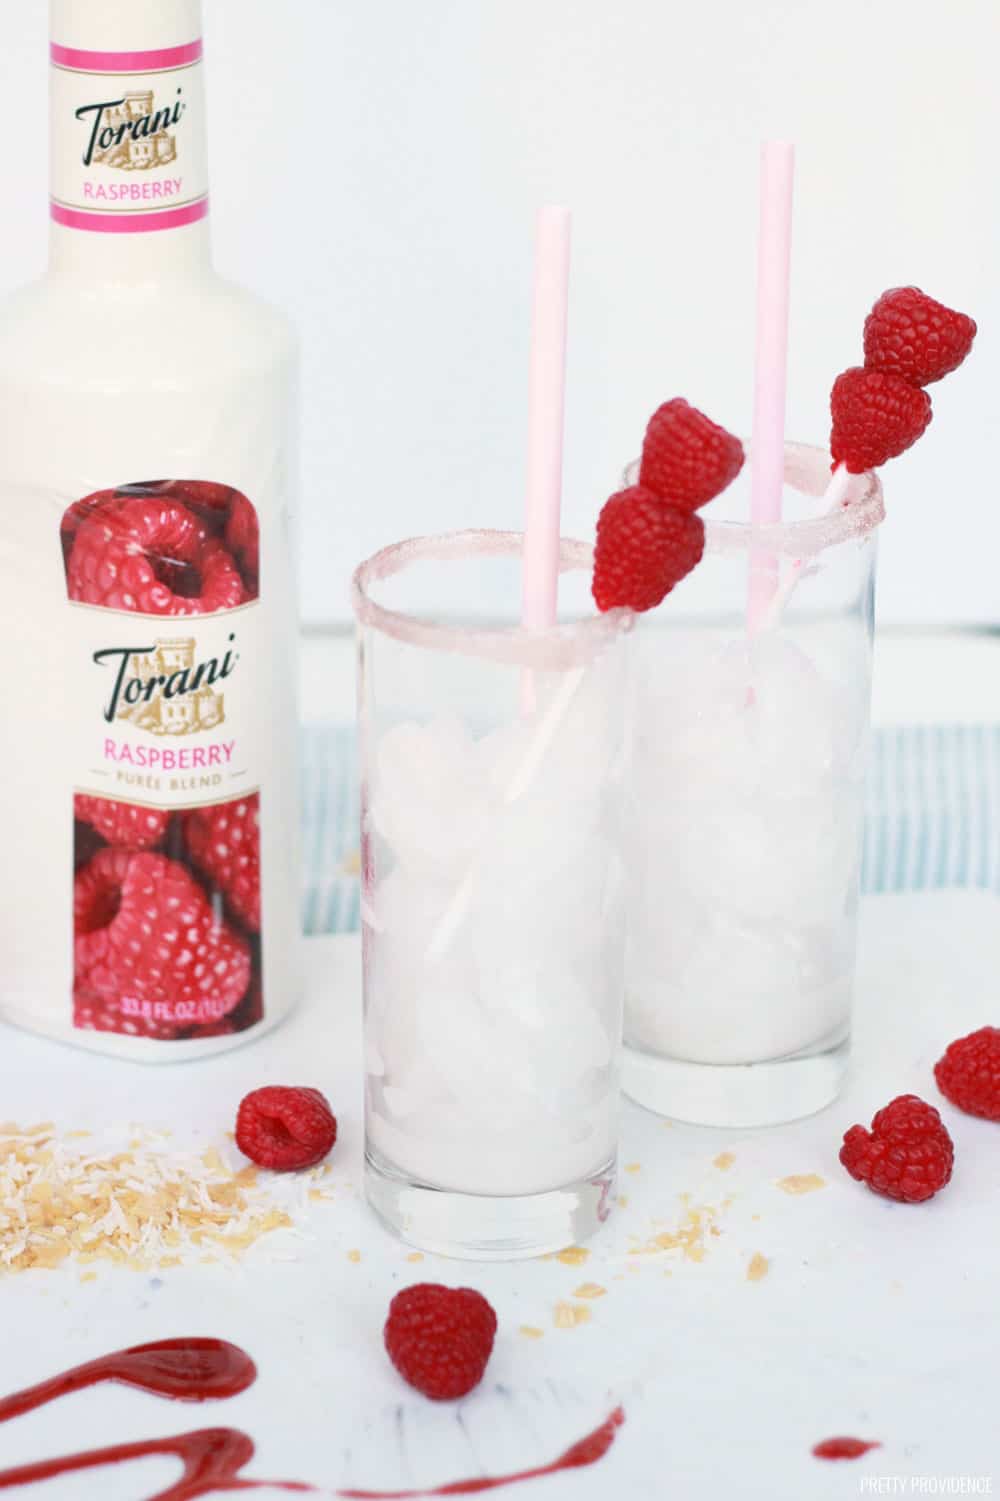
top-left (67, 496), bottom-right (245, 615)
top-left (235, 1086), bottom-right (337, 1171)
top-left (225, 494), bottom-right (260, 592)
top-left (830, 366), bottom-right (932, 473)
top-left (934, 1027), bottom-right (1000, 1120)
top-left (183, 794), bottom-right (261, 932)
top-left (593, 487), bottom-right (704, 612)
top-left (638, 398), bottom-right (745, 511)
top-left (74, 794), bottom-right (170, 852)
top-left (863, 286), bottom-right (977, 387)
top-left (73, 850), bottom-right (250, 1036)
top-left (384, 1284), bottom-right (497, 1401)
top-left (839, 1094), bottom-right (954, 1203)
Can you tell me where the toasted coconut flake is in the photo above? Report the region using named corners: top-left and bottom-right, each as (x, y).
top-left (0, 1123), bottom-right (332, 1276)
top-left (553, 1301), bottom-right (592, 1329)
top-left (556, 1245), bottom-right (590, 1267)
top-left (627, 1201), bottom-right (725, 1265)
top-left (747, 1252), bottom-right (770, 1282)
top-left (776, 1174), bottom-right (826, 1196)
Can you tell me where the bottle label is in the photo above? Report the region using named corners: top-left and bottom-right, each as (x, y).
top-left (50, 40), bottom-right (208, 234)
top-left (64, 482), bottom-right (263, 1041)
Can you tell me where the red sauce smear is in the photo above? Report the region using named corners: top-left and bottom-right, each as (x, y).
top-left (0, 1338), bottom-right (256, 1423)
top-left (0, 1338), bottom-right (624, 1499)
top-left (813, 1436), bottom-right (881, 1461)
top-left (338, 1406), bottom-right (625, 1499)
top-left (0, 1427), bottom-right (311, 1498)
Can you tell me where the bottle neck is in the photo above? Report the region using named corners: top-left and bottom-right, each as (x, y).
top-left (48, 0), bottom-right (212, 284)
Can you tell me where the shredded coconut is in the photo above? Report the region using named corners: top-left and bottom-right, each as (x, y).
top-left (0, 1121), bottom-right (334, 1274)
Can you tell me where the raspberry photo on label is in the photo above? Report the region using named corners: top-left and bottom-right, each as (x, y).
top-left (62, 480), bottom-right (261, 610)
top-left (63, 481), bottom-right (266, 1046)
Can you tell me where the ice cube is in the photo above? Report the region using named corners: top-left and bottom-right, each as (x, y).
top-left (745, 637), bottom-right (852, 797)
top-left (371, 715), bottom-right (491, 874)
top-left (634, 633), bottom-right (753, 791)
top-left (627, 909), bottom-right (851, 1065)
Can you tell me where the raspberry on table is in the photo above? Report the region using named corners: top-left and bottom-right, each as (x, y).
top-left (67, 496), bottom-right (245, 615)
top-left (934, 1027), bottom-right (1000, 1120)
top-left (592, 487), bottom-right (704, 612)
top-left (73, 850), bottom-right (251, 1036)
top-left (839, 1094), bottom-right (954, 1203)
top-left (235, 1086), bottom-right (337, 1171)
top-left (638, 398), bottom-right (744, 512)
top-left (74, 794), bottom-right (169, 852)
top-left (184, 794), bottom-right (261, 932)
top-left (384, 1284), bottom-right (498, 1401)
top-left (863, 286), bottom-right (977, 387)
top-left (829, 366), bottom-right (932, 473)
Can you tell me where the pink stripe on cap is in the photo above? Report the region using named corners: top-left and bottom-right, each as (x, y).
top-left (50, 39), bottom-right (203, 72)
top-left (51, 198), bottom-right (209, 234)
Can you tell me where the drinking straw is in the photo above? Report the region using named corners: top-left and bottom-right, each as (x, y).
top-left (748, 141), bottom-right (795, 632)
top-left (522, 205), bottom-right (572, 635)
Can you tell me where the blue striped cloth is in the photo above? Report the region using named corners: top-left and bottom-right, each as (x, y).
top-left (301, 724), bottom-right (1000, 935)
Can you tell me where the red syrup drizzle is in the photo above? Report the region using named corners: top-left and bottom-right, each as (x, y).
top-left (337, 1406), bottom-right (626, 1499)
top-left (0, 1428), bottom-right (312, 1498)
top-left (813, 1436), bottom-right (882, 1461)
top-left (0, 1337), bottom-right (624, 1499)
top-left (0, 1338), bottom-right (257, 1421)
top-left (0, 1338), bottom-right (310, 1499)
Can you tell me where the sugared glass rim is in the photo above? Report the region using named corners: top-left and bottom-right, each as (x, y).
top-left (624, 441), bottom-right (884, 559)
top-left (351, 529), bottom-right (632, 668)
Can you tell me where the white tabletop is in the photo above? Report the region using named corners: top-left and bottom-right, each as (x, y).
top-left (1, 889), bottom-right (998, 1497)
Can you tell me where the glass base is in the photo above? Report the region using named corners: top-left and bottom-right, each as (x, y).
top-left (621, 1037), bottom-right (849, 1128)
top-left (364, 1146), bottom-right (616, 1261)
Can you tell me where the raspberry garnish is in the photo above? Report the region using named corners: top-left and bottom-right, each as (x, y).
top-left (235, 1087), bottom-right (337, 1171)
top-left (67, 496), bottom-right (245, 615)
top-left (863, 286), bottom-right (977, 387)
top-left (592, 487), bottom-right (704, 612)
top-left (934, 1027), bottom-right (1000, 1121)
top-left (384, 1284), bottom-right (498, 1401)
top-left (839, 1094), bottom-right (954, 1203)
top-left (73, 850), bottom-right (251, 1036)
top-left (829, 366), bottom-right (932, 474)
top-left (638, 398), bottom-right (745, 512)
top-left (184, 794), bottom-right (261, 932)
top-left (74, 794), bottom-right (169, 853)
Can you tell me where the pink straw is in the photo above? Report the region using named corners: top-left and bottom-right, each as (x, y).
top-left (748, 142), bottom-right (795, 631)
top-left (522, 206), bottom-right (572, 634)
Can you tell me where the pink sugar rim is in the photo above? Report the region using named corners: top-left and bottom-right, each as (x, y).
top-left (351, 529), bottom-right (631, 668)
top-left (625, 441), bottom-right (884, 560)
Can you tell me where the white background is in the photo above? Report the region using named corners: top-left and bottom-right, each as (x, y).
top-left (2, 0), bottom-right (997, 627)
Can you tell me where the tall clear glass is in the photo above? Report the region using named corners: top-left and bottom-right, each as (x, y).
top-left (352, 531), bottom-right (632, 1259)
top-left (622, 444), bottom-right (884, 1128)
